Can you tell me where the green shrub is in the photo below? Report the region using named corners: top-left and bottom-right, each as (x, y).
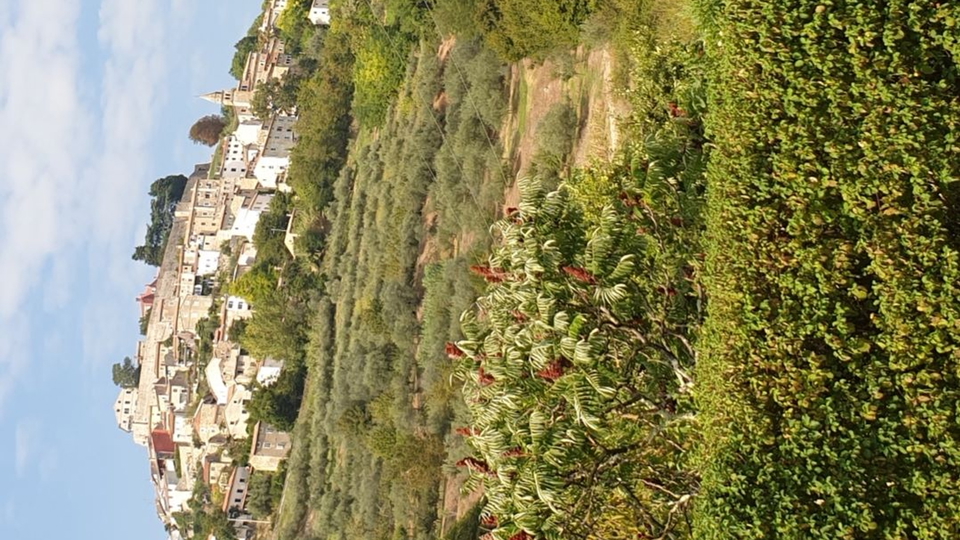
top-left (695, 0), bottom-right (960, 538)
top-left (474, 0), bottom-right (595, 61)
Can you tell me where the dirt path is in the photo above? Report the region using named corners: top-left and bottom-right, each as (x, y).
top-left (573, 46), bottom-right (632, 167)
top-left (501, 44), bottom-right (627, 211)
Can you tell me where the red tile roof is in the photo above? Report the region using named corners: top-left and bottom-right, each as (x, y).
top-left (151, 430), bottom-right (176, 457)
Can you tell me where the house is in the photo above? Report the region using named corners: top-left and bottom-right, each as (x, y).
top-left (205, 356), bottom-right (230, 405)
top-left (253, 115), bottom-right (297, 188)
top-left (223, 384), bottom-right (253, 439)
top-left (222, 345), bottom-right (258, 387)
top-left (170, 370), bottom-right (191, 412)
top-left (228, 191), bottom-right (275, 241)
top-left (224, 295), bottom-right (253, 333)
top-left (222, 466), bottom-right (252, 514)
top-left (172, 412), bottom-right (194, 445)
top-left (114, 388), bottom-right (138, 432)
top-left (203, 455), bottom-right (233, 490)
top-left (234, 120), bottom-right (263, 146)
top-left (248, 422), bottom-right (292, 472)
top-left (193, 402), bottom-right (223, 444)
top-left (137, 277), bottom-right (158, 318)
top-left (308, 0), bottom-right (331, 25)
top-left (256, 358), bottom-right (284, 387)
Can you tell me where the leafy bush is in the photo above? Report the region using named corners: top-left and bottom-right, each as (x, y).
top-left (352, 27), bottom-right (412, 126)
top-left (695, 1), bottom-right (960, 538)
top-left (474, 0), bottom-right (595, 61)
top-left (286, 23), bottom-right (355, 215)
top-left (454, 162), bottom-right (705, 539)
top-left (529, 101), bottom-right (578, 188)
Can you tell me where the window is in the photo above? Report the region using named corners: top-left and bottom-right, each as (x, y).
top-left (234, 498), bottom-right (242, 504)
top-left (277, 442), bottom-right (286, 449)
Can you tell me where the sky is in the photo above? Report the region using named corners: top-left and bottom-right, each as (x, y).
top-left (0, 0), bottom-right (261, 538)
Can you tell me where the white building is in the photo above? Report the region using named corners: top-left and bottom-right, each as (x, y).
top-left (223, 466), bottom-right (252, 514)
top-left (308, 0), bottom-right (330, 25)
top-left (206, 357), bottom-right (230, 405)
top-left (224, 384), bottom-right (253, 439)
top-left (253, 115), bottom-right (297, 188)
top-left (229, 191), bottom-right (275, 241)
top-left (234, 120), bottom-right (263, 146)
top-left (221, 136), bottom-right (252, 180)
top-left (256, 358), bottom-right (284, 387)
top-left (197, 249), bottom-right (221, 276)
top-left (172, 413), bottom-right (194, 445)
top-left (114, 388), bottom-right (138, 432)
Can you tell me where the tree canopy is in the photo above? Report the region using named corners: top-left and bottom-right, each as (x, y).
top-left (132, 174), bottom-right (188, 267)
top-left (112, 357), bottom-right (141, 388)
top-left (188, 115), bottom-right (227, 146)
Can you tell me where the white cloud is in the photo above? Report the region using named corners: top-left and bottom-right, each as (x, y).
top-left (0, 0), bottom-right (89, 415)
top-left (80, 0), bottom-right (179, 367)
top-left (0, 0), bottom-right (88, 319)
top-left (0, 0), bottom-right (184, 411)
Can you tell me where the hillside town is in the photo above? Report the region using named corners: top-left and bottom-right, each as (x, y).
top-left (112, 2), bottom-right (329, 538)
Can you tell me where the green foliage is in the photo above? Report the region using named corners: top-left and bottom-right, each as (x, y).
top-left (231, 35), bottom-right (257, 80)
top-left (132, 175), bottom-right (188, 266)
top-left (112, 357), bottom-right (141, 388)
top-left (276, 0), bottom-right (316, 53)
top-left (228, 318), bottom-right (248, 343)
top-left (248, 364), bottom-right (306, 431)
top-left (429, 38), bottom-right (509, 248)
top-left (352, 26), bottom-right (412, 126)
top-left (229, 266), bottom-right (278, 307)
top-left (694, 1), bottom-right (960, 538)
top-left (247, 469), bottom-right (286, 518)
top-left (273, 36), bottom-right (510, 540)
top-left (475, 0), bottom-right (595, 61)
top-left (432, 0), bottom-right (482, 37)
top-left (174, 483), bottom-right (237, 540)
top-left (139, 310), bottom-right (151, 336)
top-left (286, 24), bottom-right (354, 215)
top-left (455, 166), bottom-right (704, 539)
top-left (231, 12), bottom-right (264, 80)
top-left (224, 436), bottom-right (251, 466)
top-left (251, 75), bottom-right (303, 120)
top-left (529, 101), bottom-right (579, 189)
top-left (443, 502), bottom-right (483, 540)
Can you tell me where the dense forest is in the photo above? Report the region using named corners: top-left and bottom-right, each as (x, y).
top-left (230, 0), bottom-right (960, 539)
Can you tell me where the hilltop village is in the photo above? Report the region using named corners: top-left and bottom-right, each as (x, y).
top-left (113, 1), bottom-right (329, 538)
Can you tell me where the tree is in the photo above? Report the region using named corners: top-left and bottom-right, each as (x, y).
top-left (251, 76), bottom-right (302, 120)
top-left (188, 115), bottom-right (227, 146)
top-left (112, 357), bottom-right (141, 388)
top-left (132, 174), bottom-right (188, 266)
top-left (139, 310), bottom-right (151, 336)
top-left (230, 35), bottom-right (258, 80)
top-left (247, 366), bottom-right (305, 431)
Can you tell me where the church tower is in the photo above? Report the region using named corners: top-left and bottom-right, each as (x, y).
top-left (199, 88), bottom-right (253, 109)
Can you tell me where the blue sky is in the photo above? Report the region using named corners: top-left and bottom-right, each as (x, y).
top-left (0, 0), bottom-right (261, 538)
